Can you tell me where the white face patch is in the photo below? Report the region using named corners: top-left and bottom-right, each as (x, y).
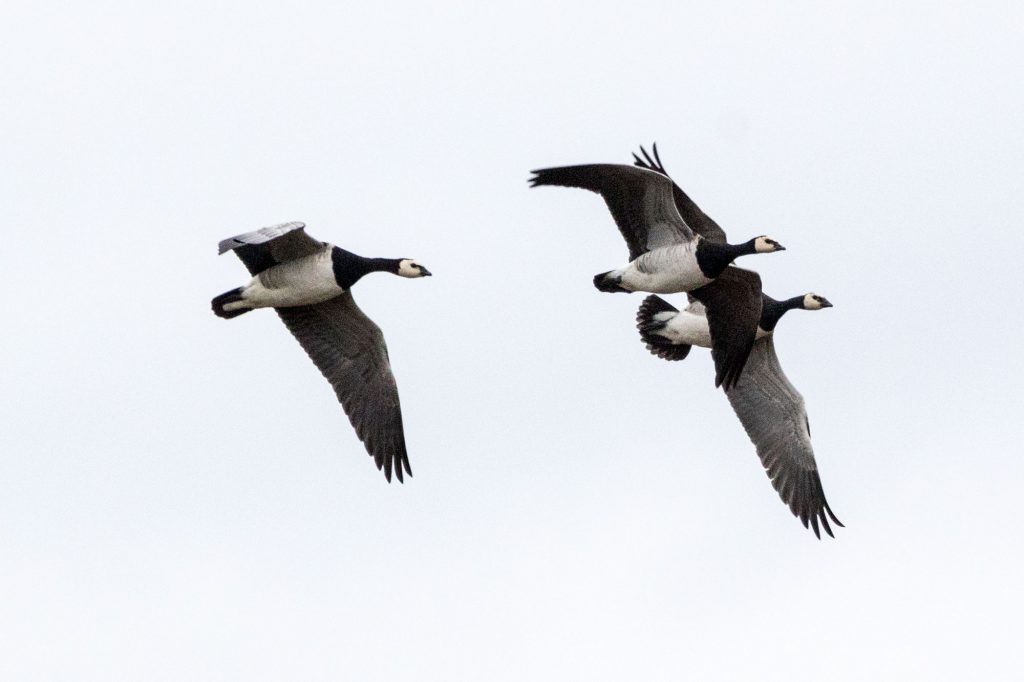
top-left (754, 236), bottom-right (785, 253)
top-left (803, 293), bottom-right (830, 310)
top-left (398, 259), bottom-right (430, 278)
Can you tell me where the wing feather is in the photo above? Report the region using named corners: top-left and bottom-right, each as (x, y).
top-left (631, 144), bottom-right (729, 243)
top-left (218, 221), bottom-right (324, 275)
top-left (274, 292), bottom-right (412, 482)
top-left (690, 267), bottom-right (762, 390)
top-left (725, 338), bottom-right (842, 537)
top-left (529, 164), bottom-right (694, 260)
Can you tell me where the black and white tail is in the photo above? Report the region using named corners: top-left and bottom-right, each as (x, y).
top-left (636, 295), bottom-right (691, 361)
top-left (593, 270), bottom-right (629, 293)
top-left (211, 287), bottom-right (250, 319)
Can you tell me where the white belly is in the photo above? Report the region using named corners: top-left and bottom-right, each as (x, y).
top-left (654, 310), bottom-right (713, 348)
top-left (242, 247), bottom-right (344, 308)
top-left (618, 244), bottom-right (711, 294)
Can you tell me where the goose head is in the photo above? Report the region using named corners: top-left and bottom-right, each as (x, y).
top-left (397, 259), bottom-right (432, 278)
top-left (802, 293), bottom-right (833, 310)
top-left (753, 236), bottom-right (786, 253)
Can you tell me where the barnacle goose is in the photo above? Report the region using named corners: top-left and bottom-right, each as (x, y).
top-left (637, 293), bottom-right (841, 537)
top-left (638, 292), bottom-right (833, 361)
top-left (211, 221), bottom-right (431, 482)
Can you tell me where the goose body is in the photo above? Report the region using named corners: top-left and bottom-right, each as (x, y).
top-left (224, 244), bottom-right (342, 311)
top-left (637, 292), bottom-right (840, 537)
top-left (604, 241), bottom-right (711, 294)
top-left (211, 221), bottom-right (431, 482)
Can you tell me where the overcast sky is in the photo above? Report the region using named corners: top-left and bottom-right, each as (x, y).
top-left (3, 2), bottom-right (1023, 680)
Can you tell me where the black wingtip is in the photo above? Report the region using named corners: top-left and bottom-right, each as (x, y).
top-left (377, 450), bottom-right (412, 484)
top-left (718, 364), bottom-right (743, 392)
top-left (641, 145), bottom-right (656, 168)
top-left (633, 143), bottom-right (667, 176)
top-left (820, 513), bottom-right (834, 538)
top-left (527, 168), bottom-right (555, 188)
top-left (824, 502), bottom-right (843, 528)
top-left (717, 340), bottom-right (755, 392)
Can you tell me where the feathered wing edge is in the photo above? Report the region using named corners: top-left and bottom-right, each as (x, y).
top-left (726, 339), bottom-right (843, 538)
top-left (274, 293), bottom-right (413, 483)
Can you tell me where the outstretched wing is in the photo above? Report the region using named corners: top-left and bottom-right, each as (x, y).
top-left (529, 164), bottom-right (695, 261)
top-left (690, 267), bottom-right (762, 390)
top-left (632, 144), bottom-right (729, 244)
top-left (725, 338), bottom-right (843, 537)
top-left (218, 221), bottom-right (324, 274)
top-left (274, 292), bottom-right (412, 483)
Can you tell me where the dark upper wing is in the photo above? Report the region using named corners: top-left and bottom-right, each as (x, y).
top-left (529, 164), bottom-right (694, 261)
top-left (631, 144), bottom-right (728, 244)
top-left (218, 221), bottom-right (324, 275)
top-left (690, 267), bottom-right (762, 390)
top-left (725, 338), bottom-right (843, 538)
top-left (273, 292), bottom-right (412, 482)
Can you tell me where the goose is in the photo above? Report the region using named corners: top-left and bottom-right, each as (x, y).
top-left (528, 162), bottom-right (785, 295)
top-left (211, 221), bottom-right (431, 482)
top-left (638, 292), bottom-right (833, 361)
top-left (637, 293), bottom-right (842, 537)
top-left (529, 151), bottom-right (785, 389)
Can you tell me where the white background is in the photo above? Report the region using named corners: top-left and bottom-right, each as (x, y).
top-left (3, 2), bottom-right (1022, 679)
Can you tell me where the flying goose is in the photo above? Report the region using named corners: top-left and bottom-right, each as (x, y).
top-left (638, 292), bottom-right (833, 361)
top-left (211, 221), bottom-right (431, 482)
top-left (528, 162), bottom-right (785, 295)
top-left (637, 293), bottom-right (842, 537)
top-left (529, 149), bottom-right (785, 389)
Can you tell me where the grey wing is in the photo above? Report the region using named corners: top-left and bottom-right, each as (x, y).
top-left (631, 144), bottom-right (729, 243)
top-left (725, 338), bottom-right (842, 537)
top-left (690, 267), bottom-right (762, 390)
top-left (529, 164), bottom-right (694, 260)
top-left (218, 221), bottom-right (325, 275)
top-left (274, 291), bottom-right (412, 483)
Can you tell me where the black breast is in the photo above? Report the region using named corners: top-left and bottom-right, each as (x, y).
top-left (695, 240), bottom-right (738, 279)
top-left (331, 247), bottom-right (373, 290)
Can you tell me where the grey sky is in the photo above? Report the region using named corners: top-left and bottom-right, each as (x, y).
top-left (2, 1), bottom-right (1022, 680)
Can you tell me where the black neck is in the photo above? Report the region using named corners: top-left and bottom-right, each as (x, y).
top-left (331, 248), bottom-right (401, 289)
top-left (759, 295), bottom-right (804, 332)
top-left (696, 239), bottom-right (758, 279)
